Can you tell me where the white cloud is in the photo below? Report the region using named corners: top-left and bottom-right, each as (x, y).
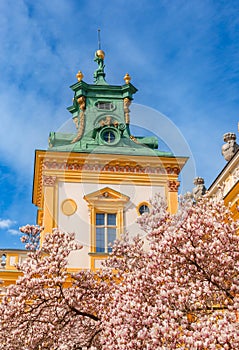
top-left (8, 229), bottom-right (21, 236)
top-left (0, 219), bottom-right (15, 229)
top-left (0, 0), bottom-right (239, 248)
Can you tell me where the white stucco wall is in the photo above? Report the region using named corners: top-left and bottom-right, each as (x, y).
top-left (58, 181), bottom-right (165, 269)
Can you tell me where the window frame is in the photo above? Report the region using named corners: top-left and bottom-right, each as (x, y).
top-left (95, 101), bottom-right (114, 111)
top-left (95, 212), bottom-right (117, 253)
top-left (137, 201), bottom-right (150, 216)
top-left (84, 187), bottom-right (130, 269)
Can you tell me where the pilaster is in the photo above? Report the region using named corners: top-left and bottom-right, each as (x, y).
top-left (41, 175), bottom-right (57, 243)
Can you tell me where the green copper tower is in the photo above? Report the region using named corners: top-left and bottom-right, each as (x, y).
top-left (48, 49), bottom-right (172, 157)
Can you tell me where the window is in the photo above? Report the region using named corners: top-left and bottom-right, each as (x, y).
top-left (99, 127), bottom-right (120, 146)
top-left (0, 254), bottom-right (6, 268)
top-left (96, 213), bottom-right (117, 252)
top-left (96, 102), bottom-right (114, 110)
top-left (83, 187), bottom-right (130, 269)
top-left (137, 202), bottom-right (150, 215)
top-left (102, 130), bottom-right (116, 143)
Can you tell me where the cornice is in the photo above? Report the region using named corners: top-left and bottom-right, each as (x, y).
top-left (208, 151), bottom-right (239, 196)
top-left (36, 150), bottom-right (187, 170)
top-left (33, 150), bottom-right (187, 208)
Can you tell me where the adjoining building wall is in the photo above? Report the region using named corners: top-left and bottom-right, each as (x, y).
top-left (207, 128), bottom-right (239, 221)
top-left (207, 151), bottom-right (239, 220)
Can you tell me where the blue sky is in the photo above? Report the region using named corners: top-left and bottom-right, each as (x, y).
top-left (0, 0), bottom-right (239, 248)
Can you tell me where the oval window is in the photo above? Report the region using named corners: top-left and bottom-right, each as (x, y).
top-left (96, 102), bottom-right (114, 110)
top-left (99, 127), bottom-right (120, 146)
top-left (138, 204), bottom-right (150, 215)
top-left (103, 130), bottom-right (116, 143)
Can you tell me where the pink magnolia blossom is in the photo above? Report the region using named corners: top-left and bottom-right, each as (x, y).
top-left (0, 195), bottom-right (239, 349)
top-left (100, 195), bottom-right (239, 349)
top-left (0, 227), bottom-right (105, 349)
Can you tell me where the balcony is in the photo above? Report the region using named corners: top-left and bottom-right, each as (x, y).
top-left (0, 249), bottom-right (27, 289)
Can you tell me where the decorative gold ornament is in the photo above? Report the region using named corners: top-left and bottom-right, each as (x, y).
top-left (73, 116), bottom-right (79, 129)
top-left (130, 135), bottom-right (140, 144)
top-left (77, 96), bottom-right (86, 110)
top-left (124, 98), bottom-right (131, 124)
top-left (98, 116), bottom-right (119, 128)
top-left (76, 70), bottom-right (84, 82)
top-left (124, 73), bottom-right (131, 84)
top-left (96, 49), bottom-right (105, 59)
top-left (71, 96), bottom-right (86, 143)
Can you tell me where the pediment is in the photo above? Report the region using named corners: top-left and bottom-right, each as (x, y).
top-left (84, 187), bottom-right (129, 204)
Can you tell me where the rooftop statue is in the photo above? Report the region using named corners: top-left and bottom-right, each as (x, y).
top-left (192, 177), bottom-right (206, 201)
top-left (221, 132), bottom-right (239, 162)
top-left (94, 50), bottom-right (106, 84)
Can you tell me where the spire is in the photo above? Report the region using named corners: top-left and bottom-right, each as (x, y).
top-left (98, 28), bottom-right (101, 50)
top-left (94, 29), bottom-right (107, 84)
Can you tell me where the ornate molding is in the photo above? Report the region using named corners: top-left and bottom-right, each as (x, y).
top-left (42, 160), bottom-right (178, 175)
top-left (97, 115), bottom-right (119, 128)
top-left (43, 175), bottom-right (57, 187)
top-left (36, 158), bottom-right (44, 207)
top-left (168, 180), bottom-right (180, 192)
top-left (232, 166), bottom-right (239, 182)
top-left (166, 166), bottom-right (180, 175)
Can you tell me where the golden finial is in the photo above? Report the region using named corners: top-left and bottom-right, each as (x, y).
top-left (76, 70), bottom-right (84, 82)
top-left (124, 73), bottom-right (131, 84)
top-left (96, 50), bottom-right (105, 60)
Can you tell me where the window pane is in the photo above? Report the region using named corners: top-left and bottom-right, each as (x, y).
top-left (107, 228), bottom-right (116, 253)
top-left (103, 131), bottom-right (115, 143)
top-left (95, 213), bottom-right (117, 253)
top-left (107, 213), bottom-right (116, 226)
top-left (96, 227), bottom-right (105, 252)
top-left (96, 213), bottom-right (105, 225)
top-left (97, 102), bottom-right (113, 110)
top-left (107, 228), bottom-right (116, 244)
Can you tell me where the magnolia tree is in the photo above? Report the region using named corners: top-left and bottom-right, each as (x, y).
top-left (102, 195), bottom-right (239, 349)
top-left (0, 195), bottom-right (239, 349)
top-left (0, 227), bottom-right (106, 349)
